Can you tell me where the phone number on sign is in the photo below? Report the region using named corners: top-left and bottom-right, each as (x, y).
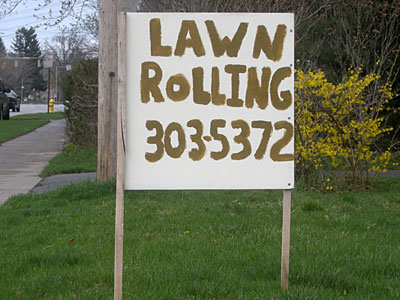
top-left (144, 119), bottom-right (294, 163)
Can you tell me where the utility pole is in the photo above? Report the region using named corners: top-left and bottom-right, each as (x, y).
top-left (43, 55), bottom-right (53, 113)
top-left (47, 69), bottom-right (50, 112)
top-left (55, 65), bottom-right (71, 102)
top-left (97, 0), bottom-right (137, 182)
top-left (20, 77), bottom-right (24, 102)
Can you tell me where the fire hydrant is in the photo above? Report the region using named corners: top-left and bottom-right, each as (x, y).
top-left (49, 99), bottom-right (54, 113)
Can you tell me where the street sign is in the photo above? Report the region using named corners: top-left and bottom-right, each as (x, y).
top-left (43, 55), bottom-right (53, 68)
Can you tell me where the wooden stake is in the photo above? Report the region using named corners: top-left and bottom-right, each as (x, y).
top-left (281, 189), bottom-right (292, 290)
top-left (114, 12), bottom-right (127, 300)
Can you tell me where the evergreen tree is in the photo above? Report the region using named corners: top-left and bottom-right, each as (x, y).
top-left (11, 27), bottom-right (47, 91)
top-left (12, 27), bottom-right (42, 57)
top-left (0, 37), bottom-right (6, 56)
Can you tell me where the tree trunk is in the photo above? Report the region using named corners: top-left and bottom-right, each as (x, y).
top-left (97, 0), bottom-right (137, 182)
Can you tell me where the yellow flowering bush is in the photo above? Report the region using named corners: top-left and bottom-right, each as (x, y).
top-left (295, 68), bottom-right (394, 190)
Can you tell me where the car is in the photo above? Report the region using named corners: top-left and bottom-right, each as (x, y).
top-left (6, 89), bottom-right (21, 112)
top-left (0, 78), bottom-right (10, 120)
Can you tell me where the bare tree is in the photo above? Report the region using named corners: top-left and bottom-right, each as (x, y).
top-left (42, 27), bottom-right (95, 101)
top-left (43, 27), bottom-right (95, 64)
top-left (324, 0), bottom-right (400, 148)
top-left (326, 0), bottom-right (400, 83)
top-left (1, 55), bottom-right (31, 93)
top-left (0, 0), bottom-right (24, 19)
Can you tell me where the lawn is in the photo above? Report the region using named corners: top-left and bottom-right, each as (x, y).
top-left (11, 112), bottom-right (65, 120)
top-left (0, 113), bottom-right (65, 144)
top-left (0, 178), bottom-right (399, 299)
top-left (41, 146), bottom-right (97, 176)
top-left (0, 119), bottom-right (49, 143)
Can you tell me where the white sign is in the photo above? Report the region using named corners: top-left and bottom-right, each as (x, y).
top-left (43, 55), bottom-right (53, 68)
top-left (125, 13), bottom-right (294, 190)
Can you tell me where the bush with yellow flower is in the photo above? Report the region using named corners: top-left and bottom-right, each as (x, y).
top-left (295, 67), bottom-right (395, 191)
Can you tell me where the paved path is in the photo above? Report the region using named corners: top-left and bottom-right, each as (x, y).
top-left (31, 172), bottom-right (97, 194)
top-left (0, 119), bottom-right (66, 205)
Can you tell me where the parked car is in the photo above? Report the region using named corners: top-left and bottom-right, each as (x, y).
top-left (6, 89), bottom-right (21, 112)
top-left (0, 78), bottom-right (10, 120)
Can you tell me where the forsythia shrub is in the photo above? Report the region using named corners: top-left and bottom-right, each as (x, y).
top-left (295, 68), bottom-right (394, 190)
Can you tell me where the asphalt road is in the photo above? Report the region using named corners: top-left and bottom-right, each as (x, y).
top-left (10, 103), bottom-right (65, 117)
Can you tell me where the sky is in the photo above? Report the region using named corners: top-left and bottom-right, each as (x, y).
top-left (0, 0), bottom-right (86, 51)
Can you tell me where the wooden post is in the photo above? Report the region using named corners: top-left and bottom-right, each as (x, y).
top-left (98, 0), bottom-right (138, 182)
top-left (114, 12), bottom-right (127, 300)
top-left (281, 189), bottom-right (292, 290)
top-left (98, 0), bottom-right (118, 182)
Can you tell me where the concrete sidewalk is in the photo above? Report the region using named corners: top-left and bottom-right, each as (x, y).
top-left (31, 172), bottom-right (97, 194)
top-left (0, 119), bottom-right (66, 205)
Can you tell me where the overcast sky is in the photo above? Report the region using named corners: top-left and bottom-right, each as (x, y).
top-left (0, 0), bottom-right (81, 51)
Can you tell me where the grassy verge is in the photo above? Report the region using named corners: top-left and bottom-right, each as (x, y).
top-left (0, 178), bottom-right (399, 299)
top-left (11, 112), bottom-right (65, 120)
top-left (41, 146), bottom-right (97, 176)
top-left (0, 120), bottom-right (50, 144)
top-left (0, 112), bottom-right (65, 144)
top-left (22, 100), bottom-right (64, 105)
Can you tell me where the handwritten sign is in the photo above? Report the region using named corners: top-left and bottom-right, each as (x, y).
top-left (125, 13), bottom-right (294, 189)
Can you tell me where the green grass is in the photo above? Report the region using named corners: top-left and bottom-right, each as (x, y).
top-left (22, 100), bottom-right (64, 105)
top-left (41, 146), bottom-right (97, 176)
top-left (11, 112), bottom-right (65, 120)
top-left (0, 112), bottom-right (65, 144)
top-left (0, 120), bottom-right (50, 143)
top-left (0, 178), bottom-right (399, 299)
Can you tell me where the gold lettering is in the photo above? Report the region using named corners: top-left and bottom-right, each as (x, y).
top-left (253, 24), bottom-right (286, 61)
top-left (141, 62), bottom-right (164, 103)
top-left (270, 67), bottom-right (292, 110)
top-left (270, 121), bottom-right (294, 162)
top-left (150, 18), bottom-right (172, 57)
top-left (210, 119), bottom-right (230, 160)
top-left (245, 67), bottom-right (271, 110)
top-left (187, 119), bottom-right (206, 161)
top-left (211, 67), bottom-right (226, 106)
top-left (231, 120), bottom-right (251, 160)
top-left (225, 64), bottom-right (246, 107)
top-left (145, 120), bottom-right (164, 162)
top-left (164, 122), bottom-right (186, 159)
top-left (192, 67), bottom-right (211, 105)
top-left (251, 120), bottom-right (272, 160)
top-left (174, 20), bottom-right (205, 57)
top-left (166, 73), bottom-right (190, 102)
top-left (205, 20), bottom-right (248, 57)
